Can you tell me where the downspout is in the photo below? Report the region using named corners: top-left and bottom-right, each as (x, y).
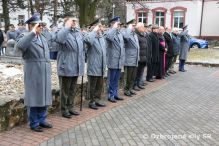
top-left (199, 0), bottom-right (204, 39)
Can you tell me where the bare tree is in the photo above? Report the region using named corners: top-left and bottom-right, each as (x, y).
top-left (75, 0), bottom-right (101, 26)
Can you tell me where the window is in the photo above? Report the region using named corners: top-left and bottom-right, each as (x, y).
top-left (152, 7), bottom-right (167, 27)
top-left (138, 12), bottom-right (147, 23)
top-left (170, 7), bottom-right (187, 28)
top-left (155, 12), bottom-right (164, 26)
top-left (173, 11), bottom-right (184, 28)
top-left (18, 15), bottom-right (25, 23)
top-left (135, 8), bottom-right (149, 25)
top-left (0, 18), bottom-right (4, 23)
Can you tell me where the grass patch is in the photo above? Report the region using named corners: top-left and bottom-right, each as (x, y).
top-left (188, 48), bottom-right (219, 63)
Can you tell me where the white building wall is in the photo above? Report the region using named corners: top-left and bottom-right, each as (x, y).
top-left (126, 0), bottom-right (202, 36)
top-left (201, 0), bottom-right (219, 36)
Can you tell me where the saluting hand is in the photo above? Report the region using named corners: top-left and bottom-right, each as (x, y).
top-left (65, 19), bottom-right (73, 28)
top-left (128, 24), bottom-right (134, 31)
top-left (32, 23), bottom-right (42, 35)
top-left (93, 25), bottom-right (99, 32)
top-left (113, 22), bottom-right (119, 29)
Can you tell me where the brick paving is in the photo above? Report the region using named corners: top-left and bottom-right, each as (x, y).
top-left (1, 65), bottom-right (219, 146)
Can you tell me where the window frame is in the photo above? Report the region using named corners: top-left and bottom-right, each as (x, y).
top-left (135, 8), bottom-right (149, 25)
top-left (18, 15), bottom-right (25, 23)
top-left (152, 7), bottom-right (167, 27)
top-left (170, 6), bottom-right (187, 28)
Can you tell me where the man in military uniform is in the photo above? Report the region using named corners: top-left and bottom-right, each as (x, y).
top-left (122, 19), bottom-right (139, 97)
top-left (106, 16), bottom-right (125, 102)
top-left (15, 14), bottom-right (53, 132)
top-left (56, 15), bottom-right (85, 118)
top-left (84, 19), bottom-right (107, 110)
top-left (16, 22), bottom-right (28, 36)
top-left (7, 24), bottom-right (19, 40)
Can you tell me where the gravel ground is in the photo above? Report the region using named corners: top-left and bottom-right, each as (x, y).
top-left (0, 61), bottom-right (59, 101)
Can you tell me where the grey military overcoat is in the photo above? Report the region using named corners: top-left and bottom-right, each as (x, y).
top-left (106, 28), bottom-right (125, 69)
top-left (15, 32), bottom-right (52, 107)
top-left (179, 30), bottom-right (190, 60)
top-left (84, 31), bottom-right (106, 76)
top-left (55, 27), bottom-right (85, 76)
top-left (122, 28), bottom-right (139, 67)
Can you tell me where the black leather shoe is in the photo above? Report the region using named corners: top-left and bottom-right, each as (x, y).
top-left (39, 122), bottom-right (53, 128)
top-left (108, 98), bottom-right (117, 103)
top-left (62, 112), bottom-right (72, 118)
top-left (89, 104), bottom-right (98, 110)
top-left (114, 96), bottom-right (124, 100)
top-left (69, 110), bottom-right (80, 116)
top-left (141, 82), bottom-right (147, 86)
top-left (156, 76), bottom-right (162, 79)
top-left (95, 102), bottom-right (106, 107)
top-left (124, 92), bottom-right (132, 97)
top-left (130, 90), bottom-right (137, 95)
top-left (133, 86), bottom-right (141, 91)
top-left (169, 70), bottom-right (176, 74)
top-left (179, 69), bottom-right (187, 72)
top-left (137, 85), bottom-right (145, 89)
top-left (147, 79), bottom-right (155, 82)
top-left (166, 72), bottom-right (171, 76)
top-left (31, 126), bottom-right (43, 132)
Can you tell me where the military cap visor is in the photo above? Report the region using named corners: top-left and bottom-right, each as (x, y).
top-left (25, 15), bottom-right (43, 24)
top-left (89, 19), bottom-right (101, 27)
top-left (151, 25), bottom-right (159, 29)
top-left (182, 25), bottom-right (188, 30)
top-left (126, 19), bottom-right (136, 25)
top-left (109, 16), bottom-right (121, 24)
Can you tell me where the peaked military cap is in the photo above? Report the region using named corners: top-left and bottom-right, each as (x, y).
top-left (151, 25), bottom-right (159, 29)
top-left (146, 24), bottom-right (152, 28)
top-left (126, 19), bottom-right (136, 25)
top-left (50, 23), bottom-right (57, 28)
top-left (64, 13), bottom-right (78, 21)
top-left (25, 13), bottom-right (42, 24)
top-left (89, 18), bottom-right (101, 27)
top-left (182, 25), bottom-right (188, 30)
top-left (108, 16), bottom-right (120, 24)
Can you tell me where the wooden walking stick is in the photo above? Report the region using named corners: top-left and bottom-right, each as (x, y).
top-left (80, 76), bottom-right (83, 111)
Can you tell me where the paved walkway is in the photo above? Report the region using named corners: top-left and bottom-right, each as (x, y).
top-left (1, 65), bottom-right (219, 146)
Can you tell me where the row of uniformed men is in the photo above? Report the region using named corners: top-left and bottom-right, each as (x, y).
top-left (15, 14), bottom-right (156, 132)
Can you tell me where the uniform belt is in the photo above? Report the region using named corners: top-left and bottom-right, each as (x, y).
top-left (24, 59), bottom-right (50, 63)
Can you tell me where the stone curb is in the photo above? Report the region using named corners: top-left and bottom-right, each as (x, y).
top-left (186, 61), bottom-right (219, 67)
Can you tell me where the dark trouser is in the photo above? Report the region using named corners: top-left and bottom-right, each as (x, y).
top-left (0, 46), bottom-right (2, 55)
top-left (28, 106), bottom-right (47, 128)
top-left (124, 66), bottom-right (137, 93)
top-left (156, 52), bottom-right (164, 78)
top-left (135, 62), bottom-right (146, 86)
top-left (166, 56), bottom-right (174, 72)
top-left (170, 55), bottom-right (178, 69)
top-left (59, 76), bottom-right (78, 113)
top-left (179, 59), bottom-right (186, 71)
top-left (147, 62), bottom-right (155, 80)
top-left (88, 76), bottom-right (104, 105)
top-left (108, 69), bottom-right (121, 99)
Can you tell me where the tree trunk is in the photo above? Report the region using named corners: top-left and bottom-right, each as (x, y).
top-left (75, 0), bottom-right (100, 27)
top-left (2, 0), bottom-right (10, 32)
top-left (29, 0), bottom-right (34, 15)
top-left (53, 0), bottom-right (58, 24)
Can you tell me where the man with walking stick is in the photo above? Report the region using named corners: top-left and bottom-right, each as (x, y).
top-left (55, 15), bottom-right (85, 118)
